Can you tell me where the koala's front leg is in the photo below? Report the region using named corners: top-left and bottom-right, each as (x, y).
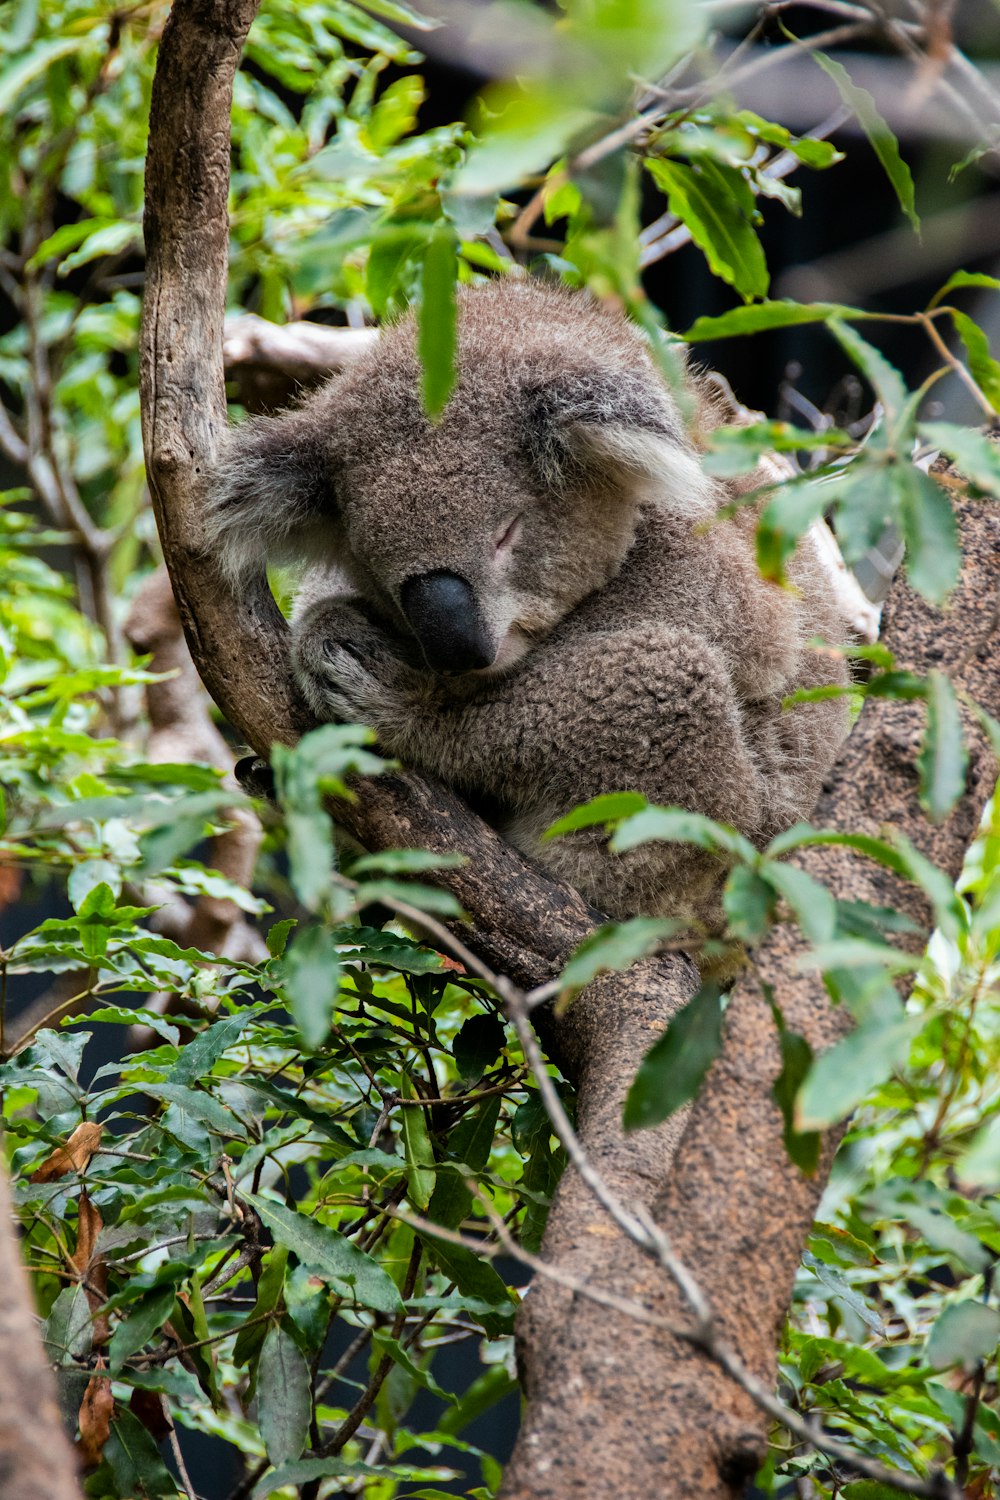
top-left (291, 597), bottom-right (429, 736)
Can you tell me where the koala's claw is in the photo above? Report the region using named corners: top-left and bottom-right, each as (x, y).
top-left (293, 600), bottom-right (416, 731)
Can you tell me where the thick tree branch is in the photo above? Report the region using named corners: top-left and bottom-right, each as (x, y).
top-left (0, 1161), bottom-right (83, 1500)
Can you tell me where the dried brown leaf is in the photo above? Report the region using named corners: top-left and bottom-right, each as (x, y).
top-left (76, 1363), bottom-right (114, 1468)
top-left (31, 1121), bottom-right (103, 1182)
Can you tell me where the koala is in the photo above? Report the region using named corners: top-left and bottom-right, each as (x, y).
top-left (209, 279), bottom-right (851, 937)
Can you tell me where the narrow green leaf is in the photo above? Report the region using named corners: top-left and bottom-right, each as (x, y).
top-left (927, 269), bottom-right (1000, 310)
top-left (756, 477), bottom-right (831, 585)
top-left (645, 156), bottom-right (769, 301)
top-left (772, 1023), bottom-right (820, 1173)
top-left (624, 985), bottom-right (723, 1130)
top-left (918, 669), bottom-right (968, 823)
top-left (400, 1076), bottom-right (436, 1210)
top-left (895, 464), bottom-right (959, 604)
top-left (943, 311), bottom-right (1000, 414)
top-left (109, 1287), bottom-right (178, 1374)
top-left (544, 791), bottom-right (648, 839)
top-left (282, 923), bottom-right (341, 1052)
top-left (611, 806), bottom-right (756, 861)
top-left (814, 52), bottom-right (918, 230)
top-left (419, 226), bottom-right (458, 420)
top-left (242, 1192), bottom-right (403, 1315)
top-left (169, 1013), bottom-right (249, 1086)
top-left (559, 917), bottom-right (683, 996)
top-left (258, 1323), bottom-right (312, 1466)
top-left (682, 299), bottom-right (860, 341)
top-left (796, 1016), bottom-right (919, 1129)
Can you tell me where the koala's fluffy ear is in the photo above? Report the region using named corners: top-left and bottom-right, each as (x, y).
top-left (527, 366), bottom-right (715, 519)
top-left (206, 403), bottom-right (338, 581)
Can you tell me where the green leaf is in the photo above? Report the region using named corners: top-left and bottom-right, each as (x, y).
top-left (400, 1076), bottom-right (436, 1210)
top-left (265, 918), bottom-right (296, 959)
top-left (109, 1286), bottom-right (177, 1374)
top-left (452, 1011), bottom-right (506, 1082)
top-left (772, 1021), bottom-right (820, 1173)
top-left (282, 923), bottom-right (341, 1052)
top-left (258, 1323), bottom-right (312, 1466)
top-left (736, 110), bottom-right (844, 169)
top-left (169, 1013), bottom-right (249, 1086)
top-left (796, 1015), bottom-right (920, 1129)
top-left (242, 1192), bottom-right (403, 1315)
top-left (143, 1082), bottom-right (249, 1138)
top-left (418, 1237), bottom-right (515, 1337)
top-left (895, 464), bottom-right (959, 604)
top-left (611, 806), bottom-right (757, 862)
top-left (68, 859), bottom-right (121, 912)
top-left (926, 1301), bottom-right (1000, 1370)
top-left (919, 420), bottom-right (1000, 495)
top-left (814, 52), bottom-right (918, 231)
top-left (943, 311), bottom-right (1000, 414)
top-left (722, 865), bottom-right (775, 943)
top-left (559, 917), bottom-right (683, 996)
top-left (645, 156), bottom-right (768, 301)
top-left (419, 226), bottom-right (458, 420)
top-left (682, 299), bottom-right (858, 341)
top-left (623, 984), bottom-right (723, 1130)
top-left (544, 791), bottom-right (648, 839)
top-left (926, 269), bottom-right (1000, 309)
top-left (762, 862), bottom-right (837, 944)
top-left (756, 477), bottom-right (831, 585)
top-left (917, 669), bottom-right (968, 823)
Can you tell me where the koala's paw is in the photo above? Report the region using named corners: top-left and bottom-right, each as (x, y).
top-left (292, 600), bottom-right (416, 732)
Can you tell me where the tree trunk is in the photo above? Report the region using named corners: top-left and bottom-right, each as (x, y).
top-left (0, 1161), bottom-right (83, 1500)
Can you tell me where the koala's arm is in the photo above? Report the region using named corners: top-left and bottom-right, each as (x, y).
top-left (293, 597), bottom-right (768, 922)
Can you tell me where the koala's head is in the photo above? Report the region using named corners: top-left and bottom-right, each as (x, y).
top-left (209, 279), bottom-right (715, 676)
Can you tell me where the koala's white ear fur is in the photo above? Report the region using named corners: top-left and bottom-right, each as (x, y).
top-left (206, 404), bottom-right (338, 582)
top-left (562, 423), bottom-right (717, 519)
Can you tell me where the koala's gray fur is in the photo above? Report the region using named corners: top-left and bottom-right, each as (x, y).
top-left (209, 279), bottom-right (851, 934)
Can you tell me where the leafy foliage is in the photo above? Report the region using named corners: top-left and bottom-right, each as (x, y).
top-left (2, 0), bottom-right (1000, 1494)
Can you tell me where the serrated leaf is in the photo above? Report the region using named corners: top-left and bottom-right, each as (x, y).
top-left (919, 420), bottom-right (1000, 495)
top-left (943, 311), bottom-right (1000, 414)
top-left (623, 984), bottom-right (723, 1130)
top-left (918, 669), bottom-right (968, 823)
top-left (926, 1301), bottom-right (1000, 1370)
top-left (258, 1323), bottom-right (312, 1466)
top-left (895, 464), bottom-right (959, 604)
top-left (419, 226), bottom-right (457, 420)
top-left (645, 156), bottom-right (768, 300)
top-left (242, 1192), bottom-right (402, 1315)
top-left (828, 318), bottom-right (908, 421)
top-left (814, 52), bottom-right (918, 231)
top-left (559, 917), bottom-right (682, 996)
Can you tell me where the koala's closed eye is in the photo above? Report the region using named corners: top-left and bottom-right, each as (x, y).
top-left (211, 277), bottom-right (853, 946)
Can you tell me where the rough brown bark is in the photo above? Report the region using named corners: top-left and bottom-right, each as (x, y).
top-left (0, 1161), bottom-right (83, 1500)
top-left (138, 7), bottom-right (999, 1499)
top-left (502, 493), bottom-right (1000, 1499)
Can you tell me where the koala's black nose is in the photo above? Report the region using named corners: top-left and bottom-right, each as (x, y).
top-left (400, 570), bottom-right (496, 673)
